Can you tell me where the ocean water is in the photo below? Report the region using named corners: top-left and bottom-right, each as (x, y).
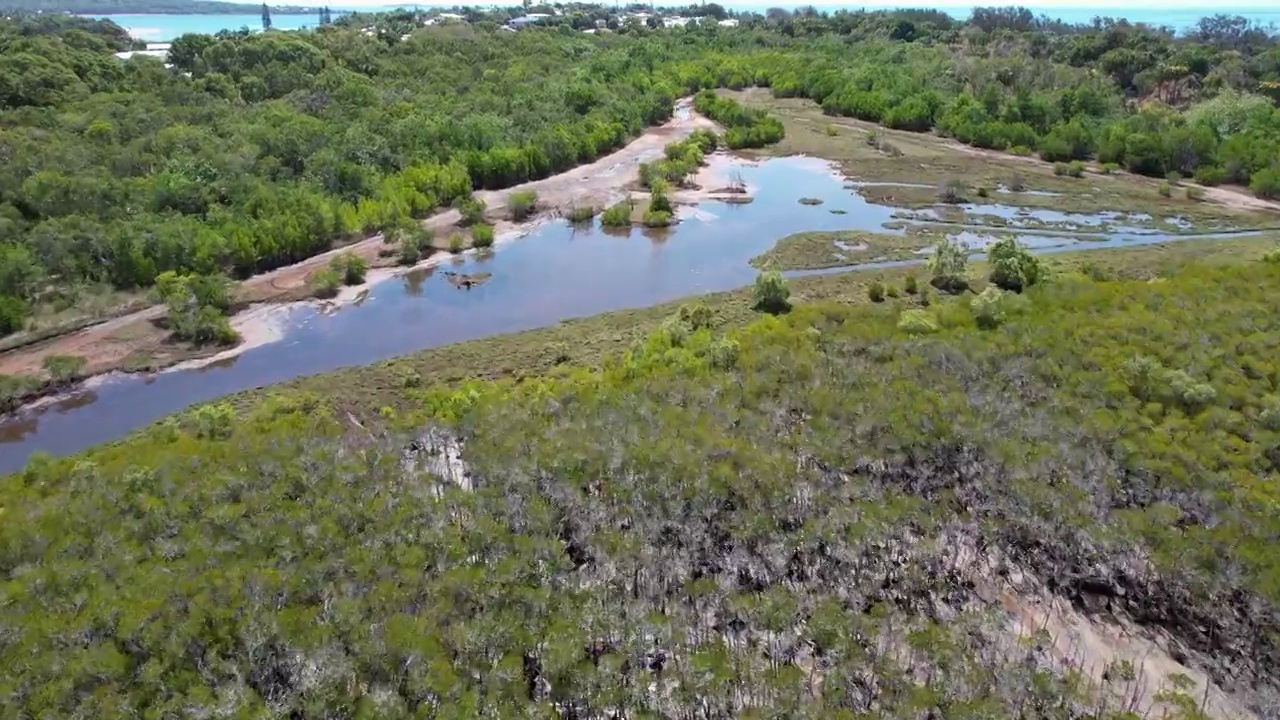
top-left (91, 6), bottom-right (1279, 42)
top-left (86, 12), bottom-right (317, 41)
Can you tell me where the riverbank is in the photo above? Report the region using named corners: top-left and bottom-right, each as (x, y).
top-left (4, 99), bottom-right (1279, 469)
top-left (0, 99), bottom-right (721, 402)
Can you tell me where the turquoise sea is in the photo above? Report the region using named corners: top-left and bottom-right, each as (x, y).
top-left (91, 6), bottom-right (1280, 42)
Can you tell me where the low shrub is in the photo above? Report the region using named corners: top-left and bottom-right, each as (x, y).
top-left (601, 201), bottom-right (632, 228)
top-left (509, 190), bottom-right (538, 221)
top-left (1100, 162), bottom-right (1120, 175)
top-left (937, 179), bottom-right (967, 204)
top-left (868, 281), bottom-right (886, 303)
top-left (1158, 182), bottom-right (1173, 198)
top-left (1193, 165), bottom-right (1226, 186)
top-left (1250, 166), bottom-right (1280, 199)
top-left (752, 271), bottom-right (790, 314)
top-left (448, 234), bottom-right (465, 253)
top-left (567, 205), bottom-right (597, 223)
top-left (310, 267), bottom-right (342, 299)
top-left (42, 354), bottom-right (87, 382)
top-left (642, 210), bottom-right (673, 228)
top-left (453, 195), bottom-right (486, 225)
top-left (0, 295), bottom-right (29, 336)
top-left (1054, 161), bottom-right (1085, 178)
top-left (897, 309), bottom-right (939, 334)
top-left (1186, 186), bottom-right (1206, 202)
top-left (330, 253), bottom-right (367, 286)
top-left (471, 224), bottom-right (496, 248)
top-left (970, 287), bottom-right (1007, 329)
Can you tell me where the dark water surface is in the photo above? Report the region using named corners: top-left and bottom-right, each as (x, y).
top-left (0, 157), bottom-right (1253, 473)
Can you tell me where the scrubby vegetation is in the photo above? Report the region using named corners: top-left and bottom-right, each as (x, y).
top-left (471, 223), bottom-right (496, 248)
top-left (6, 257), bottom-right (1280, 717)
top-left (5, 5), bottom-right (1280, 716)
top-left (508, 189), bottom-right (538, 221)
top-left (150, 271), bottom-right (238, 345)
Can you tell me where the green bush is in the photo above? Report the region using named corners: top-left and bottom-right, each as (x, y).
top-left (988, 237), bottom-right (1044, 292)
top-left (399, 237), bottom-right (422, 265)
top-left (42, 354), bottom-right (87, 382)
top-left (642, 210), bottom-right (673, 228)
top-left (1250, 166), bottom-right (1280, 200)
top-left (601, 201), bottom-right (632, 228)
top-left (868, 281), bottom-right (886, 303)
top-left (1262, 396), bottom-right (1280, 431)
top-left (970, 287), bottom-right (1007, 329)
top-left (173, 305), bottom-right (239, 346)
top-left (1263, 248), bottom-right (1280, 264)
top-left (0, 295), bottom-right (29, 336)
top-left (752, 271), bottom-right (790, 314)
top-left (824, 124), bottom-right (839, 136)
top-left (454, 195), bottom-right (487, 225)
top-left (567, 205), bottom-right (597, 223)
top-left (330, 253), bottom-right (367, 285)
top-left (310, 267), bottom-right (342, 298)
top-left (976, 186), bottom-right (989, 198)
top-left (649, 180), bottom-right (673, 214)
top-left (1158, 182), bottom-right (1173, 198)
top-left (509, 190), bottom-right (538, 221)
top-left (1186, 186), bottom-right (1206, 201)
top-left (904, 274), bottom-right (919, 295)
top-left (928, 237), bottom-right (969, 294)
top-left (1053, 161), bottom-right (1085, 178)
top-left (897, 308), bottom-right (939, 334)
top-left (448, 234), bottom-right (465, 253)
top-left (471, 223), bottom-right (496, 248)
top-left (688, 128), bottom-right (719, 152)
top-left (1165, 171), bottom-right (1182, 185)
top-left (707, 337), bottom-right (739, 370)
top-left (188, 402), bottom-right (235, 440)
top-left (1193, 166), bottom-right (1226, 186)
top-left (1100, 162), bottom-right (1120, 175)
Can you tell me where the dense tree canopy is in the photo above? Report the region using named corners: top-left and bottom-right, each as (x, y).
top-left (0, 6), bottom-right (1278, 336)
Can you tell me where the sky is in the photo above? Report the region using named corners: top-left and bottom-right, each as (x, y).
top-left (326, 0), bottom-right (1279, 8)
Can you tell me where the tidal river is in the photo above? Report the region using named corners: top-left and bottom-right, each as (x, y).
top-left (0, 157), bottom-right (1248, 474)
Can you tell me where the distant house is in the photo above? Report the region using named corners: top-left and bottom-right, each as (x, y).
top-left (112, 48), bottom-right (169, 61)
top-left (718, 18), bottom-right (739, 27)
top-left (509, 13), bottom-right (551, 29)
top-left (424, 13), bottom-right (465, 26)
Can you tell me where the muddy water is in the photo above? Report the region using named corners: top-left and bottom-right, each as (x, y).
top-left (0, 157), bottom-right (1253, 473)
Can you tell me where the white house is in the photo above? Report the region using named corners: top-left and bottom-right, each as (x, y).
top-left (509, 13), bottom-right (551, 29)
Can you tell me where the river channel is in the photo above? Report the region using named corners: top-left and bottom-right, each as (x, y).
top-left (0, 156), bottom-right (1254, 474)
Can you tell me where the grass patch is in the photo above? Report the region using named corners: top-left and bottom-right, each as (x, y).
top-left (751, 230), bottom-right (932, 270)
top-left (722, 88), bottom-right (1279, 232)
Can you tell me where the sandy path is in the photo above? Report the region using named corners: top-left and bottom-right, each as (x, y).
top-left (945, 141), bottom-right (1280, 215)
top-left (0, 99), bottom-right (717, 379)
